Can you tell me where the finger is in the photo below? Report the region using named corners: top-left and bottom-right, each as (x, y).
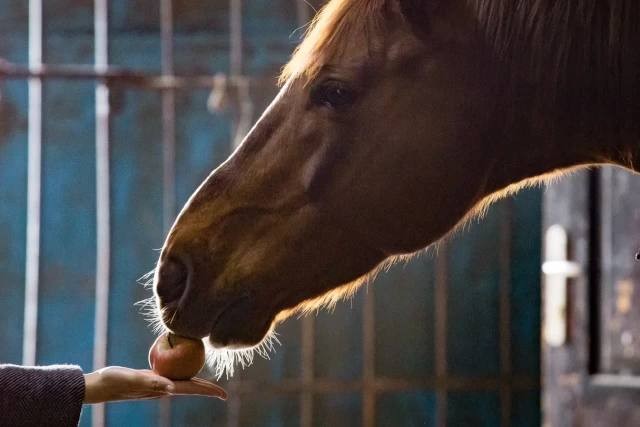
top-left (189, 377), bottom-right (220, 386)
top-left (130, 392), bottom-right (172, 402)
top-left (170, 380), bottom-right (228, 400)
top-left (141, 373), bottom-right (175, 393)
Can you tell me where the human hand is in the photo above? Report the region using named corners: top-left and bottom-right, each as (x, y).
top-left (83, 366), bottom-right (226, 404)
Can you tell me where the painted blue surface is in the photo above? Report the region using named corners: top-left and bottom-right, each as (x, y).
top-left (377, 391), bottom-right (437, 427)
top-left (511, 390), bottom-right (541, 427)
top-left (232, 318), bottom-right (302, 383)
top-left (375, 255), bottom-right (435, 378)
top-left (244, 0), bottom-right (299, 39)
top-left (447, 203), bottom-right (503, 377)
top-left (36, 79), bottom-right (97, 427)
top-left (0, 80), bottom-right (28, 364)
top-left (239, 394), bottom-right (300, 426)
top-left (44, 0), bottom-right (93, 34)
top-left (0, 27), bottom-right (29, 365)
top-left (110, 0), bottom-right (161, 34)
top-left (447, 392), bottom-right (501, 427)
top-left (170, 395), bottom-right (228, 427)
top-left (314, 393), bottom-right (362, 427)
top-left (110, 35), bottom-right (161, 72)
top-left (315, 293), bottom-right (364, 380)
top-left (106, 87), bottom-right (164, 426)
top-left (0, 0), bottom-right (27, 42)
top-left (510, 189), bottom-right (542, 376)
top-left (175, 90), bottom-right (232, 207)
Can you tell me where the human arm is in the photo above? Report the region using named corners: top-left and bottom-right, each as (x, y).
top-left (0, 364), bottom-right (226, 427)
top-left (83, 366), bottom-right (227, 403)
top-left (0, 364), bottom-right (85, 427)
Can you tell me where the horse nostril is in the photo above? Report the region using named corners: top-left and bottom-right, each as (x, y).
top-left (156, 257), bottom-right (188, 305)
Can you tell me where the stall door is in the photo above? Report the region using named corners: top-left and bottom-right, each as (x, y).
top-left (543, 167), bottom-right (640, 426)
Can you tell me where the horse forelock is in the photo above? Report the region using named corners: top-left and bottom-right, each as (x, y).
top-left (279, 0), bottom-right (388, 86)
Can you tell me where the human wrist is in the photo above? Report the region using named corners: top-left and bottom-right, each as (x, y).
top-left (83, 371), bottom-right (102, 404)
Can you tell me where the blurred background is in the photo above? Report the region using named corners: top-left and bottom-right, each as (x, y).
top-left (0, 1), bottom-right (543, 426)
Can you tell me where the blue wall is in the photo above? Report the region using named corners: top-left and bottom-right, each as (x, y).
top-left (0, 1), bottom-right (541, 425)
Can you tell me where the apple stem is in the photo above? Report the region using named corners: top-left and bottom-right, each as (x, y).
top-left (167, 333), bottom-right (174, 349)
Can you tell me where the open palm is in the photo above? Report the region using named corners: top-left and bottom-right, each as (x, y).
top-left (83, 366), bottom-right (227, 404)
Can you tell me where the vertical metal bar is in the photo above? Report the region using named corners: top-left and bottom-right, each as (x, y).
top-left (23, 0), bottom-right (43, 368)
top-left (229, 0), bottom-right (253, 149)
top-left (227, 2), bottom-right (243, 426)
top-left (93, 0), bottom-right (110, 426)
top-left (362, 287), bottom-right (376, 427)
top-left (226, 382), bottom-right (241, 427)
top-left (435, 244), bottom-right (448, 427)
top-left (229, 0), bottom-right (243, 77)
top-left (161, 0), bottom-right (176, 233)
top-left (159, 1), bottom-right (176, 425)
top-left (600, 167), bottom-right (613, 372)
top-left (232, 78), bottom-right (253, 149)
top-left (296, 2), bottom-right (315, 425)
top-left (499, 202), bottom-right (513, 427)
top-left (300, 316), bottom-right (315, 427)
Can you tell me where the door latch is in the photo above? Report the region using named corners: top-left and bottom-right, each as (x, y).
top-left (542, 225), bottom-right (582, 347)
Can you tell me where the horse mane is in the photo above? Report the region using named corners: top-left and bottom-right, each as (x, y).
top-left (279, 0), bottom-right (388, 85)
top-left (475, 0), bottom-right (640, 97)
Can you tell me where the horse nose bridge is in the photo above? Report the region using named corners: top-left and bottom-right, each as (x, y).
top-left (179, 174), bottom-right (230, 219)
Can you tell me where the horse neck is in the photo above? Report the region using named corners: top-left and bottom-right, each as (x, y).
top-left (488, 96), bottom-right (640, 195)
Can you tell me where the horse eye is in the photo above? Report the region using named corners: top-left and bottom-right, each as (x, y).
top-left (310, 81), bottom-right (356, 109)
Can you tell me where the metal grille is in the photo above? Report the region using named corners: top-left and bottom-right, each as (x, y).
top-left (0, 1), bottom-right (540, 426)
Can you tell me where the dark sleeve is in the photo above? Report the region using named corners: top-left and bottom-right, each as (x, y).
top-left (0, 364), bottom-right (86, 427)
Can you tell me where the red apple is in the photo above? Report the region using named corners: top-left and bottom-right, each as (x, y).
top-left (148, 333), bottom-right (205, 380)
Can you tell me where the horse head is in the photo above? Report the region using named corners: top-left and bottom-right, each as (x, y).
top-left (152, 0), bottom-right (507, 353)
top-left (152, 0), bottom-right (638, 366)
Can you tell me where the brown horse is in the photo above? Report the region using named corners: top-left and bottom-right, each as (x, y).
top-left (152, 0), bottom-right (640, 375)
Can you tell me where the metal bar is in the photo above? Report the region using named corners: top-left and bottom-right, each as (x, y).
top-left (229, 0), bottom-right (252, 148)
top-left (229, 0), bottom-right (243, 77)
top-left (300, 316), bottom-right (315, 427)
top-left (0, 60), bottom-right (274, 90)
top-left (226, 381), bottom-right (241, 427)
top-left (296, 4), bottom-right (314, 425)
top-left (600, 167), bottom-right (614, 371)
top-left (435, 243), bottom-right (449, 427)
top-left (159, 1), bottom-right (175, 424)
top-left (160, 0), bottom-right (176, 232)
top-left (499, 202), bottom-right (513, 427)
top-left (92, 0), bottom-right (111, 426)
top-left (224, 375), bottom-right (539, 395)
top-left (362, 287), bottom-right (376, 427)
top-left (226, 3), bottom-right (244, 425)
top-left (231, 77), bottom-right (253, 148)
top-left (22, 0), bottom-right (43, 368)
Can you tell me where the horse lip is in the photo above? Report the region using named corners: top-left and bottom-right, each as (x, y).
top-left (209, 293), bottom-right (252, 336)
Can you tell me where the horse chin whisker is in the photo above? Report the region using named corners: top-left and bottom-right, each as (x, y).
top-left (203, 327), bottom-right (281, 380)
top-left (134, 266), bottom-right (169, 336)
top-left (137, 268), bottom-right (157, 289)
top-left (135, 294), bottom-right (168, 336)
top-left (168, 302), bottom-right (180, 326)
